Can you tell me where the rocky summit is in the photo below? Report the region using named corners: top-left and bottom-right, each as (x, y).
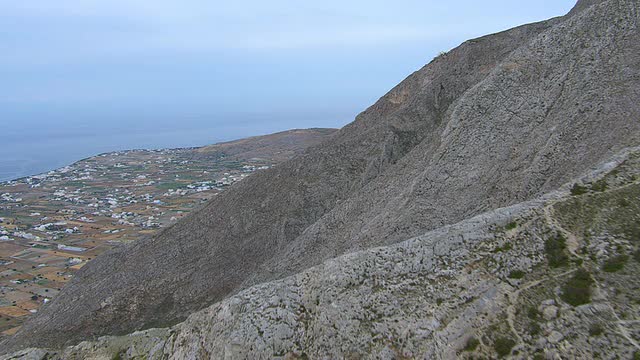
top-left (2, 0), bottom-right (640, 358)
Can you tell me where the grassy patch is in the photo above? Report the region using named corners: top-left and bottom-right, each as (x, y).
top-left (545, 234), bottom-right (569, 268)
top-left (618, 198), bottom-right (630, 207)
top-left (493, 242), bottom-right (513, 253)
top-left (529, 322), bottom-right (541, 336)
top-left (156, 182), bottom-right (186, 190)
top-left (527, 306), bottom-right (541, 320)
top-left (505, 221), bottom-right (517, 230)
top-left (463, 337), bottom-right (480, 352)
top-left (571, 183), bottom-right (588, 196)
top-left (589, 323), bottom-right (604, 337)
top-left (591, 179), bottom-right (608, 192)
top-left (561, 268), bottom-right (594, 306)
top-left (602, 254), bottom-right (629, 272)
top-left (508, 270), bottom-right (525, 279)
top-left (493, 337), bottom-right (516, 358)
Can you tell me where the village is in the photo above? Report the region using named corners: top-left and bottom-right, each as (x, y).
top-left (0, 147), bottom-right (272, 335)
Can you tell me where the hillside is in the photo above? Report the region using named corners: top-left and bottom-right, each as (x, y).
top-left (0, 128), bottom-right (336, 336)
top-left (5, 145), bottom-right (640, 359)
top-left (195, 128), bottom-right (337, 162)
top-left (3, 0), bottom-right (640, 355)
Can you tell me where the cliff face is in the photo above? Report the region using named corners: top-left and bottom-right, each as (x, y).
top-left (5, 0), bottom-right (640, 352)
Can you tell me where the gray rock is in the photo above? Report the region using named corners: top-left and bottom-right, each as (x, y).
top-left (548, 331), bottom-right (565, 344)
top-left (4, 0), bottom-right (640, 355)
top-left (543, 306), bottom-right (559, 321)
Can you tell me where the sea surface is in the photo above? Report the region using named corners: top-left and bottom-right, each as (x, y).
top-left (0, 116), bottom-right (346, 182)
top-left (0, 128), bottom-right (218, 182)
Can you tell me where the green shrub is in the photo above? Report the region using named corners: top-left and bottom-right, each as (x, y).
top-left (589, 323), bottom-right (604, 337)
top-left (545, 234), bottom-right (569, 268)
top-left (508, 270), bottom-right (525, 279)
top-left (561, 268), bottom-right (594, 306)
top-left (617, 197), bottom-right (630, 207)
top-left (591, 179), bottom-right (608, 192)
top-left (463, 336), bottom-right (480, 352)
top-left (527, 306), bottom-right (541, 320)
top-left (494, 242), bottom-right (513, 253)
top-left (602, 255), bottom-right (628, 272)
top-left (493, 337), bottom-right (516, 358)
top-left (622, 221), bottom-right (640, 243)
top-left (571, 183), bottom-right (588, 196)
top-left (505, 221), bottom-right (517, 230)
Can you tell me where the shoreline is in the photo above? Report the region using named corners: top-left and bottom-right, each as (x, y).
top-left (0, 146), bottom-right (203, 185)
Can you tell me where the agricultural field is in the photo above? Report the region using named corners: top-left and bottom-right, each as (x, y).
top-left (0, 147), bottom-right (273, 335)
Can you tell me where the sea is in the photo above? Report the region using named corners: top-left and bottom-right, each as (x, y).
top-left (0, 116), bottom-right (346, 183)
top-left (0, 128), bottom-right (218, 182)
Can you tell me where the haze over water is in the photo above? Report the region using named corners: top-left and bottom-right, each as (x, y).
top-left (0, 114), bottom-right (351, 182)
top-left (0, 1), bottom-right (575, 182)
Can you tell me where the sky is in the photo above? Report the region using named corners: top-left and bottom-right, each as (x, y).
top-left (0, 0), bottom-right (576, 144)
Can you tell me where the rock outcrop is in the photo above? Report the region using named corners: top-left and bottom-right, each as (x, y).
top-left (3, 0), bottom-right (639, 354)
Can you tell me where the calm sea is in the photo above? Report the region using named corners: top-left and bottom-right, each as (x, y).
top-left (0, 116), bottom-right (346, 182)
top-left (1, 129), bottom-right (217, 182)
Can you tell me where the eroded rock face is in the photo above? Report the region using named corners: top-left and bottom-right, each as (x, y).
top-left (7, 147), bottom-right (640, 359)
top-left (3, 0), bottom-right (640, 352)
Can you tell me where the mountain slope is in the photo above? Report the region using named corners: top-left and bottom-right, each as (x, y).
top-left (6, 146), bottom-right (640, 359)
top-left (195, 128), bottom-right (337, 162)
top-left (4, 0), bottom-right (639, 352)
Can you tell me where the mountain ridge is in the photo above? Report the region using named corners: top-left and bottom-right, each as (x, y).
top-left (5, 144), bottom-right (640, 359)
top-left (3, 0), bottom-right (639, 354)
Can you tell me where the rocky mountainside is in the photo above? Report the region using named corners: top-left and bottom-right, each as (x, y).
top-left (5, 146), bottom-right (640, 359)
top-left (3, 0), bottom-right (640, 355)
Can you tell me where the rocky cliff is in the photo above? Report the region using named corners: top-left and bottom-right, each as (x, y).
top-left (3, 0), bottom-right (639, 355)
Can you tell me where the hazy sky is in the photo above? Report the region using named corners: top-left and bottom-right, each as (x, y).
top-left (1, 0), bottom-right (576, 138)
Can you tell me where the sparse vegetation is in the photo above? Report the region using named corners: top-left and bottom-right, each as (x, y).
top-left (589, 323), bottom-right (604, 337)
top-left (505, 221), bottom-right (517, 230)
top-left (527, 306), bottom-right (541, 320)
top-left (561, 268), bottom-right (594, 306)
top-left (571, 183), bottom-right (588, 196)
top-left (529, 322), bottom-right (541, 336)
top-left (494, 242), bottom-right (513, 253)
top-left (602, 254), bottom-right (629, 272)
top-left (591, 179), bottom-right (608, 192)
top-left (508, 270), bottom-right (525, 279)
top-left (493, 337), bottom-right (516, 358)
top-left (545, 234), bottom-right (569, 268)
top-left (617, 197), bottom-right (630, 207)
top-left (623, 221), bottom-right (640, 242)
top-left (463, 337), bottom-right (480, 352)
